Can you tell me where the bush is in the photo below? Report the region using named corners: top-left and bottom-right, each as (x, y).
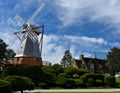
top-left (0, 79), bottom-right (12, 93)
top-left (95, 79), bottom-right (103, 86)
top-left (64, 66), bottom-right (77, 77)
top-left (104, 76), bottom-right (116, 87)
top-left (87, 78), bottom-right (95, 86)
top-left (17, 65), bottom-right (41, 86)
top-left (4, 76), bottom-right (35, 92)
top-left (74, 79), bottom-right (84, 87)
top-left (95, 74), bottom-right (104, 81)
top-left (77, 68), bottom-right (90, 76)
top-left (56, 73), bottom-right (73, 88)
top-left (73, 73), bottom-right (79, 78)
top-left (52, 64), bottom-right (64, 76)
top-left (65, 79), bottom-right (75, 88)
top-left (95, 74), bottom-right (104, 86)
top-left (41, 70), bottom-right (56, 87)
top-left (80, 73), bottom-right (95, 87)
top-left (2, 66), bottom-right (17, 77)
top-left (80, 73), bottom-right (94, 83)
top-left (22, 77), bottom-right (35, 90)
top-left (56, 77), bottom-right (68, 87)
top-left (39, 82), bottom-right (47, 89)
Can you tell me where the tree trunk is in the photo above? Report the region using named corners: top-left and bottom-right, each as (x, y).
top-left (21, 90), bottom-right (23, 93)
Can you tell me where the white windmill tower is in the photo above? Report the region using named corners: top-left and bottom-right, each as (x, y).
top-left (10, 3), bottom-right (45, 66)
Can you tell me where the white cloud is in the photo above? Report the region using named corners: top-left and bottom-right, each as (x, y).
top-left (54, 0), bottom-right (120, 33)
top-left (64, 35), bottom-right (107, 45)
top-left (109, 42), bottom-right (120, 47)
top-left (42, 34), bottom-right (108, 64)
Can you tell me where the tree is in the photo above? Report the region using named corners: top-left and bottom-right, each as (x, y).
top-left (0, 39), bottom-right (7, 66)
top-left (42, 66), bottom-right (54, 73)
top-left (4, 49), bottom-right (16, 60)
top-left (4, 76), bottom-right (35, 93)
top-left (52, 64), bottom-right (64, 76)
top-left (0, 79), bottom-right (12, 93)
top-left (64, 66), bottom-right (77, 77)
top-left (0, 39), bottom-right (15, 68)
top-left (107, 47), bottom-right (120, 76)
top-left (2, 66), bottom-right (17, 77)
top-left (17, 65), bottom-right (41, 86)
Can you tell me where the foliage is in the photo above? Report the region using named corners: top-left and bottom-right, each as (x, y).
top-left (80, 73), bottom-right (94, 82)
top-left (80, 73), bottom-right (95, 87)
top-left (17, 65), bottom-right (41, 85)
top-left (39, 82), bottom-right (47, 89)
top-left (0, 39), bottom-right (7, 66)
top-left (4, 49), bottom-right (16, 60)
top-left (56, 73), bottom-right (75, 88)
top-left (2, 66), bottom-right (17, 77)
top-left (95, 74), bottom-right (104, 85)
top-left (74, 79), bottom-right (84, 87)
top-left (56, 73), bottom-right (67, 87)
top-left (0, 79), bottom-right (12, 93)
top-left (42, 66), bottom-right (54, 73)
top-left (4, 76), bottom-right (34, 93)
top-left (0, 39), bottom-right (15, 66)
top-left (40, 70), bottom-right (56, 87)
top-left (107, 47), bottom-right (120, 76)
top-left (73, 73), bottom-right (79, 78)
top-left (77, 68), bottom-right (90, 76)
top-left (95, 79), bottom-right (103, 86)
top-left (104, 76), bottom-right (116, 87)
top-left (64, 66), bottom-right (77, 77)
top-left (52, 64), bottom-right (64, 76)
top-left (22, 77), bottom-right (35, 90)
top-left (87, 78), bottom-right (95, 86)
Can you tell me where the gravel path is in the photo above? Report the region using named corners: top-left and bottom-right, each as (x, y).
top-left (23, 89), bottom-right (120, 93)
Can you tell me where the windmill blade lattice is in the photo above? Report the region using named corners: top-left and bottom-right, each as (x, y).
top-left (27, 3), bottom-right (45, 23)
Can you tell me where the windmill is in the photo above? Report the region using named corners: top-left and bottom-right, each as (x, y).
top-left (5, 3), bottom-right (45, 66)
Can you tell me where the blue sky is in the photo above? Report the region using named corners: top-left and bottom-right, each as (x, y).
top-left (0, 0), bottom-right (120, 64)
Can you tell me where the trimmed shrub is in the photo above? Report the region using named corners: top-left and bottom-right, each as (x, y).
top-left (65, 79), bottom-right (75, 88)
top-left (104, 76), bottom-right (116, 87)
top-left (64, 66), bottom-right (77, 77)
top-left (73, 73), bottom-right (79, 78)
top-left (87, 78), bottom-right (95, 86)
top-left (22, 77), bottom-right (35, 90)
top-left (39, 82), bottom-right (47, 89)
top-left (74, 79), bottom-right (84, 87)
top-left (95, 79), bottom-right (103, 86)
top-left (0, 79), bottom-right (12, 93)
top-left (41, 70), bottom-right (56, 87)
top-left (80, 73), bottom-right (95, 83)
top-left (2, 66), bottom-right (17, 77)
top-left (4, 76), bottom-right (35, 92)
top-left (56, 77), bottom-right (68, 87)
top-left (52, 64), bottom-right (64, 76)
top-left (56, 73), bottom-right (74, 88)
top-left (95, 74), bottom-right (104, 81)
top-left (17, 65), bottom-right (41, 86)
top-left (95, 74), bottom-right (104, 86)
top-left (77, 68), bottom-right (90, 76)
top-left (80, 73), bottom-right (95, 87)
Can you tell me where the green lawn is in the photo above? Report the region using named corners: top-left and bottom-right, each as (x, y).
top-left (40, 92), bottom-right (120, 93)
top-left (116, 77), bottom-right (120, 83)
